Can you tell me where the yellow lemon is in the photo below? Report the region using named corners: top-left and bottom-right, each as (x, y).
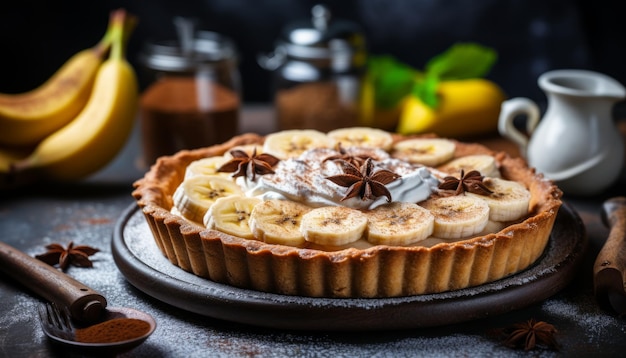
top-left (397, 79), bottom-right (506, 138)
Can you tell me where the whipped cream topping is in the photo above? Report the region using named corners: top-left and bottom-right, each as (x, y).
top-left (237, 147), bottom-right (440, 210)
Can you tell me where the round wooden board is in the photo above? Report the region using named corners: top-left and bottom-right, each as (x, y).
top-left (112, 202), bottom-right (586, 331)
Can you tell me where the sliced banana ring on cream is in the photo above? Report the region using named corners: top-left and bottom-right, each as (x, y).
top-left (366, 202), bottom-right (434, 246)
top-left (420, 195), bottom-right (490, 239)
top-left (173, 175), bottom-right (243, 224)
top-left (249, 199), bottom-right (312, 246)
top-left (184, 156), bottom-right (231, 179)
top-left (262, 129), bottom-right (335, 159)
top-left (467, 177), bottom-right (530, 222)
top-left (391, 138), bottom-right (456, 166)
top-left (204, 195), bottom-right (261, 239)
top-left (300, 206), bottom-right (368, 246)
top-left (438, 154), bottom-right (500, 178)
top-left (327, 127), bottom-right (394, 151)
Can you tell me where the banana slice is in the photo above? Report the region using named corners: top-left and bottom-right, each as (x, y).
top-left (249, 199), bottom-right (312, 246)
top-left (204, 195), bottom-right (261, 239)
top-left (438, 154), bottom-right (500, 178)
top-left (263, 129), bottom-right (335, 159)
top-left (170, 205), bottom-right (183, 217)
top-left (467, 177), bottom-right (530, 222)
top-left (173, 175), bottom-right (243, 224)
top-left (420, 195), bottom-right (490, 239)
top-left (327, 127), bottom-right (393, 151)
top-left (391, 138), bottom-right (456, 166)
top-left (184, 156), bottom-right (230, 179)
top-left (366, 202), bottom-right (434, 246)
top-left (300, 206), bottom-right (368, 246)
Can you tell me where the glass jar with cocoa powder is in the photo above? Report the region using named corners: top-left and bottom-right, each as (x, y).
top-left (259, 5), bottom-right (368, 132)
top-left (139, 30), bottom-right (241, 166)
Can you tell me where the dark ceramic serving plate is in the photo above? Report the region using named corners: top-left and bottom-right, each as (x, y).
top-left (112, 202), bottom-right (586, 331)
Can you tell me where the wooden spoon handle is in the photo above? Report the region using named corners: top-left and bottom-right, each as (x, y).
top-left (594, 196), bottom-right (626, 316)
top-left (0, 241), bottom-right (107, 322)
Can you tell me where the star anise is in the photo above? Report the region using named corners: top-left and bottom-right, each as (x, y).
top-left (322, 142), bottom-right (369, 168)
top-left (501, 319), bottom-right (559, 351)
top-left (438, 169), bottom-right (493, 196)
top-left (217, 148), bottom-right (280, 181)
top-left (35, 241), bottom-right (100, 271)
top-left (326, 158), bottom-right (400, 201)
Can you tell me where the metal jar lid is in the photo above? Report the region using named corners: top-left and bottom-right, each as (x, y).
top-left (140, 30), bottom-right (237, 73)
top-left (259, 5), bottom-right (366, 70)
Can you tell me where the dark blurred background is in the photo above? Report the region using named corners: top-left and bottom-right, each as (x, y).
top-left (1, 0), bottom-right (625, 106)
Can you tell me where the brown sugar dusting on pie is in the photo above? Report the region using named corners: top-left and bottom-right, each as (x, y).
top-left (132, 130), bottom-right (562, 298)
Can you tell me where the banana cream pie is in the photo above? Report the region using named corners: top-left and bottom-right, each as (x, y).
top-left (132, 127), bottom-right (562, 298)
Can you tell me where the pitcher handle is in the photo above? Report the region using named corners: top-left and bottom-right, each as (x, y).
top-left (498, 97), bottom-right (541, 157)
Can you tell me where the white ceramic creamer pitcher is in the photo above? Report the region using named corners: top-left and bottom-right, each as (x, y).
top-left (498, 69), bottom-right (625, 196)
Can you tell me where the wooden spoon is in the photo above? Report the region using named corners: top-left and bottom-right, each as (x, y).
top-left (0, 241), bottom-right (106, 322)
top-left (0, 241), bottom-right (155, 353)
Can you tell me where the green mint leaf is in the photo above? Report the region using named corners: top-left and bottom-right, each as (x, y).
top-left (412, 73), bottom-right (440, 108)
top-left (368, 56), bottom-right (416, 109)
top-left (425, 43), bottom-right (497, 80)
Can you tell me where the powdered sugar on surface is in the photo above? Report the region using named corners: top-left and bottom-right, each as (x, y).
top-left (0, 292), bottom-right (44, 357)
top-left (542, 296), bottom-right (626, 346)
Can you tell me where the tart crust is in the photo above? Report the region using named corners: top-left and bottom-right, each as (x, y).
top-left (132, 133), bottom-right (562, 298)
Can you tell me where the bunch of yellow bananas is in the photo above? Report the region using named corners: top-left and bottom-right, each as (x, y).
top-left (0, 9), bottom-right (139, 186)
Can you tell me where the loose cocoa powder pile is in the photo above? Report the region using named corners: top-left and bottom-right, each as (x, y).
top-left (75, 318), bottom-right (151, 343)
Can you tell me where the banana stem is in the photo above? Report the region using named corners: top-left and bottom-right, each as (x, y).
top-left (92, 12), bottom-right (116, 58)
top-left (108, 9), bottom-right (137, 61)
